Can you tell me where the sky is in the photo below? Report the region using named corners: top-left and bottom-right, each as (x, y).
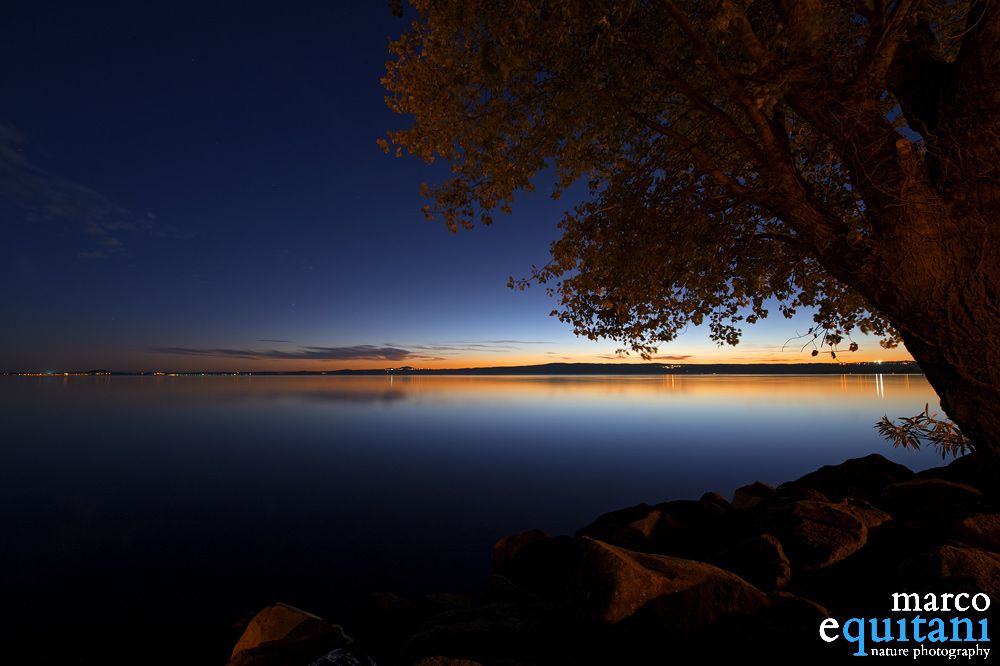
top-left (0, 1), bottom-right (913, 372)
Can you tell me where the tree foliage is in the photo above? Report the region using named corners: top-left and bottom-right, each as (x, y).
top-left (381, 1), bottom-right (1000, 455)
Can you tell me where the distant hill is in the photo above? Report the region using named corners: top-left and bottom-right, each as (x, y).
top-left (3, 361), bottom-right (921, 377)
top-left (360, 361), bottom-right (920, 376)
top-left (294, 361), bottom-right (920, 376)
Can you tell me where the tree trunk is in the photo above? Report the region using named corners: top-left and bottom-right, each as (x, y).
top-left (873, 211), bottom-right (1000, 462)
top-left (902, 332), bottom-right (1000, 463)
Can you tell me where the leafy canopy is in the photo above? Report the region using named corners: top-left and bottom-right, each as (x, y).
top-left (381, 1), bottom-right (971, 357)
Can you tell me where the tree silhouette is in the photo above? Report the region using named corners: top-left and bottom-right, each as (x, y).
top-left (381, 1), bottom-right (1000, 459)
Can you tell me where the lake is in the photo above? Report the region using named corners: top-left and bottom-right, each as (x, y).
top-left (0, 373), bottom-right (944, 663)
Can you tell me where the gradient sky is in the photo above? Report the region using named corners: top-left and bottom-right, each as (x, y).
top-left (0, 1), bottom-right (913, 372)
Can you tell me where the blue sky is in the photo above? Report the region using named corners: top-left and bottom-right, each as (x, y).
top-left (0, 1), bottom-right (911, 371)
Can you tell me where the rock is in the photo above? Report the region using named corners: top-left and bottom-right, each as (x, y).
top-left (591, 508), bottom-right (675, 552)
top-left (307, 649), bottom-right (376, 665)
top-left (577, 501), bottom-right (721, 557)
top-left (720, 592), bottom-right (837, 664)
top-left (881, 478), bottom-right (984, 511)
top-left (230, 603), bottom-right (351, 666)
top-left (898, 544), bottom-right (1000, 597)
top-left (493, 529), bottom-right (547, 573)
top-left (402, 602), bottom-right (565, 664)
top-left (575, 504), bottom-right (656, 542)
top-left (625, 509), bottom-right (668, 539)
top-left (794, 454), bottom-right (914, 502)
top-left (493, 531), bottom-right (572, 600)
top-left (645, 500), bottom-right (728, 556)
top-left (951, 514), bottom-right (1000, 551)
top-left (839, 498), bottom-right (892, 529)
top-left (652, 499), bottom-right (726, 523)
top-left (767, 590), bottom-right (830, 618)
top-left (568, 537), bottom-right (767, 632)
top-left (709, 533), bottom-right (791, 591)
top-left (483, 574), bottom-right (539, 604)
top-left (694, 503), bottom-right (770, 555)
top-left (759, 501), bottom-right (867, 570)
top-left (419, 594), bottom-right (479, 616)
top-left (731, 482), bottom-right (775, 509)
top-left (785, 511), bottom-right (958, 617)
top-left (774, 483), bottom-right (831, 503)
top-left (349, 592), bottom-right (426, 653)
top-left (700, 491), bottom-right (731, 510)
top-left (918, 452), bottom-right (1000, 493)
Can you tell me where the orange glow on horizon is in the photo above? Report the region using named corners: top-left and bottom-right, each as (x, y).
top-left (127, 345), bottom-right (914, 374)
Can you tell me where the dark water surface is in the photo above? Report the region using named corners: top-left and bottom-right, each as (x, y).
top-left (0, 374), bottom-right (943, 663)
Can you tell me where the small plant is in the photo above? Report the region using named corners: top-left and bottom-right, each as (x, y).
top-left (876, 404), bottom-right (973, 459)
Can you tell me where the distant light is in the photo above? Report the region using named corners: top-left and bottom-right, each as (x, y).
top-left (875, 359), bottom-right (882, 364)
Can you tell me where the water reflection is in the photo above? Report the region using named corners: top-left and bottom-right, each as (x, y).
top-left (0, 373), bottom-right (943, 662)
top-left (26, 371), bottom-right (925, 402)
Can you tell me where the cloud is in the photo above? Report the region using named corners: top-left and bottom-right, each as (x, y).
top-left (594, 353), bottom-right (692, 361)
top-left (452, 339), bottom-right (552, 345)
top-left (154, 338), bottom-right (559, 363)
top-left (408, 343), bottom-right (515, 353)
top-left (396, 339), bottom-right (554, 354)
top-left (0, 122), bottom-right (155, 256)
top-left (154, 345), bottom-right (421, 362)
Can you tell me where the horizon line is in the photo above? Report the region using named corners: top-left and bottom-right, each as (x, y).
top-left (2, 359), bottom-right (920, 375)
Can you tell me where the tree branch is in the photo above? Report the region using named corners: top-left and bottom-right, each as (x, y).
top-left (602, 90), bottom-right (754, 198)
top-left (659, 0), bottom-right (784, 158)
top-left (850, 0), bottom-right (921, 93)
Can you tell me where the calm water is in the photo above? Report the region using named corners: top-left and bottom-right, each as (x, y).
top-left (1, 374), bottom-right (943, 663)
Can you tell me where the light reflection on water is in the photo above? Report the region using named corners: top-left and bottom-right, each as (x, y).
top-left (0, 374), bottom-right (942, 660)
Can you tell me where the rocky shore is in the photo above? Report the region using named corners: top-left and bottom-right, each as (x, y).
top-left (227, 453), bottom-right (1000, 665)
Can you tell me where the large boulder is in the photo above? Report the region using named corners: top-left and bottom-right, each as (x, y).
top-left (402, 602), bottom-right (565, 664)
top-left (576, 500), bottom-right (722, 558)
top-left (709, 533), bottom-right (791, 591)
top-left (702, 591), bottom-right (840, 664)
top-left (918, 452), bottom-right (1000, 494)
top-left (648, 500), bottom-right (727, 556)
top-left (951, 514), bottom-right (1000, 551)
top-left (483, 574), bottom-right (540, 604)
top-left (493, 529), bottom-right (548, 571)
top-left (839, 498), bottom-right (892, 529)
top-left (793, 454), bottom-right (914, 502)
top-left (773, 484), bottom-right (831, 504)
top-left (731, 482), bottom-right (775, 509)
top-left (568, 537), bottom-right (767, 632)
top-left (651, 499), bottom-right (727, 524)
top-left (305, 649), bottom-right (375, 665)
top-left (576, 504), bottom-right (671, 553)
top-left (897, 544), bottom-right (1000, 597)
top-left (348, 592), bottom-right (426, 654)
top-left (759, 500), bottom-right (868, 570)
top-left (575, 504), bottom-right (656, 542)
top-left (700, 491), bottom-right (732, 511)
top-left (493, 529), bottom-right (572, 600)
top-left (880, 478), bottom-right (985, 512)
top-left (229, 603), bottom-right (351, 666)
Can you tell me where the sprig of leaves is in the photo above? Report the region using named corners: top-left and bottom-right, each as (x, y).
top-left (876, 404), bottom-right (973, 459)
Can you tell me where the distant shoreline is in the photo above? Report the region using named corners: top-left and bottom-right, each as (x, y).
top-left (3, 361), bottom-right (921, 377)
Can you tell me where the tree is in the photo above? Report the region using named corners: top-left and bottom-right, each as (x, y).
top-left (381, 1), bottom-right (1000, 458)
